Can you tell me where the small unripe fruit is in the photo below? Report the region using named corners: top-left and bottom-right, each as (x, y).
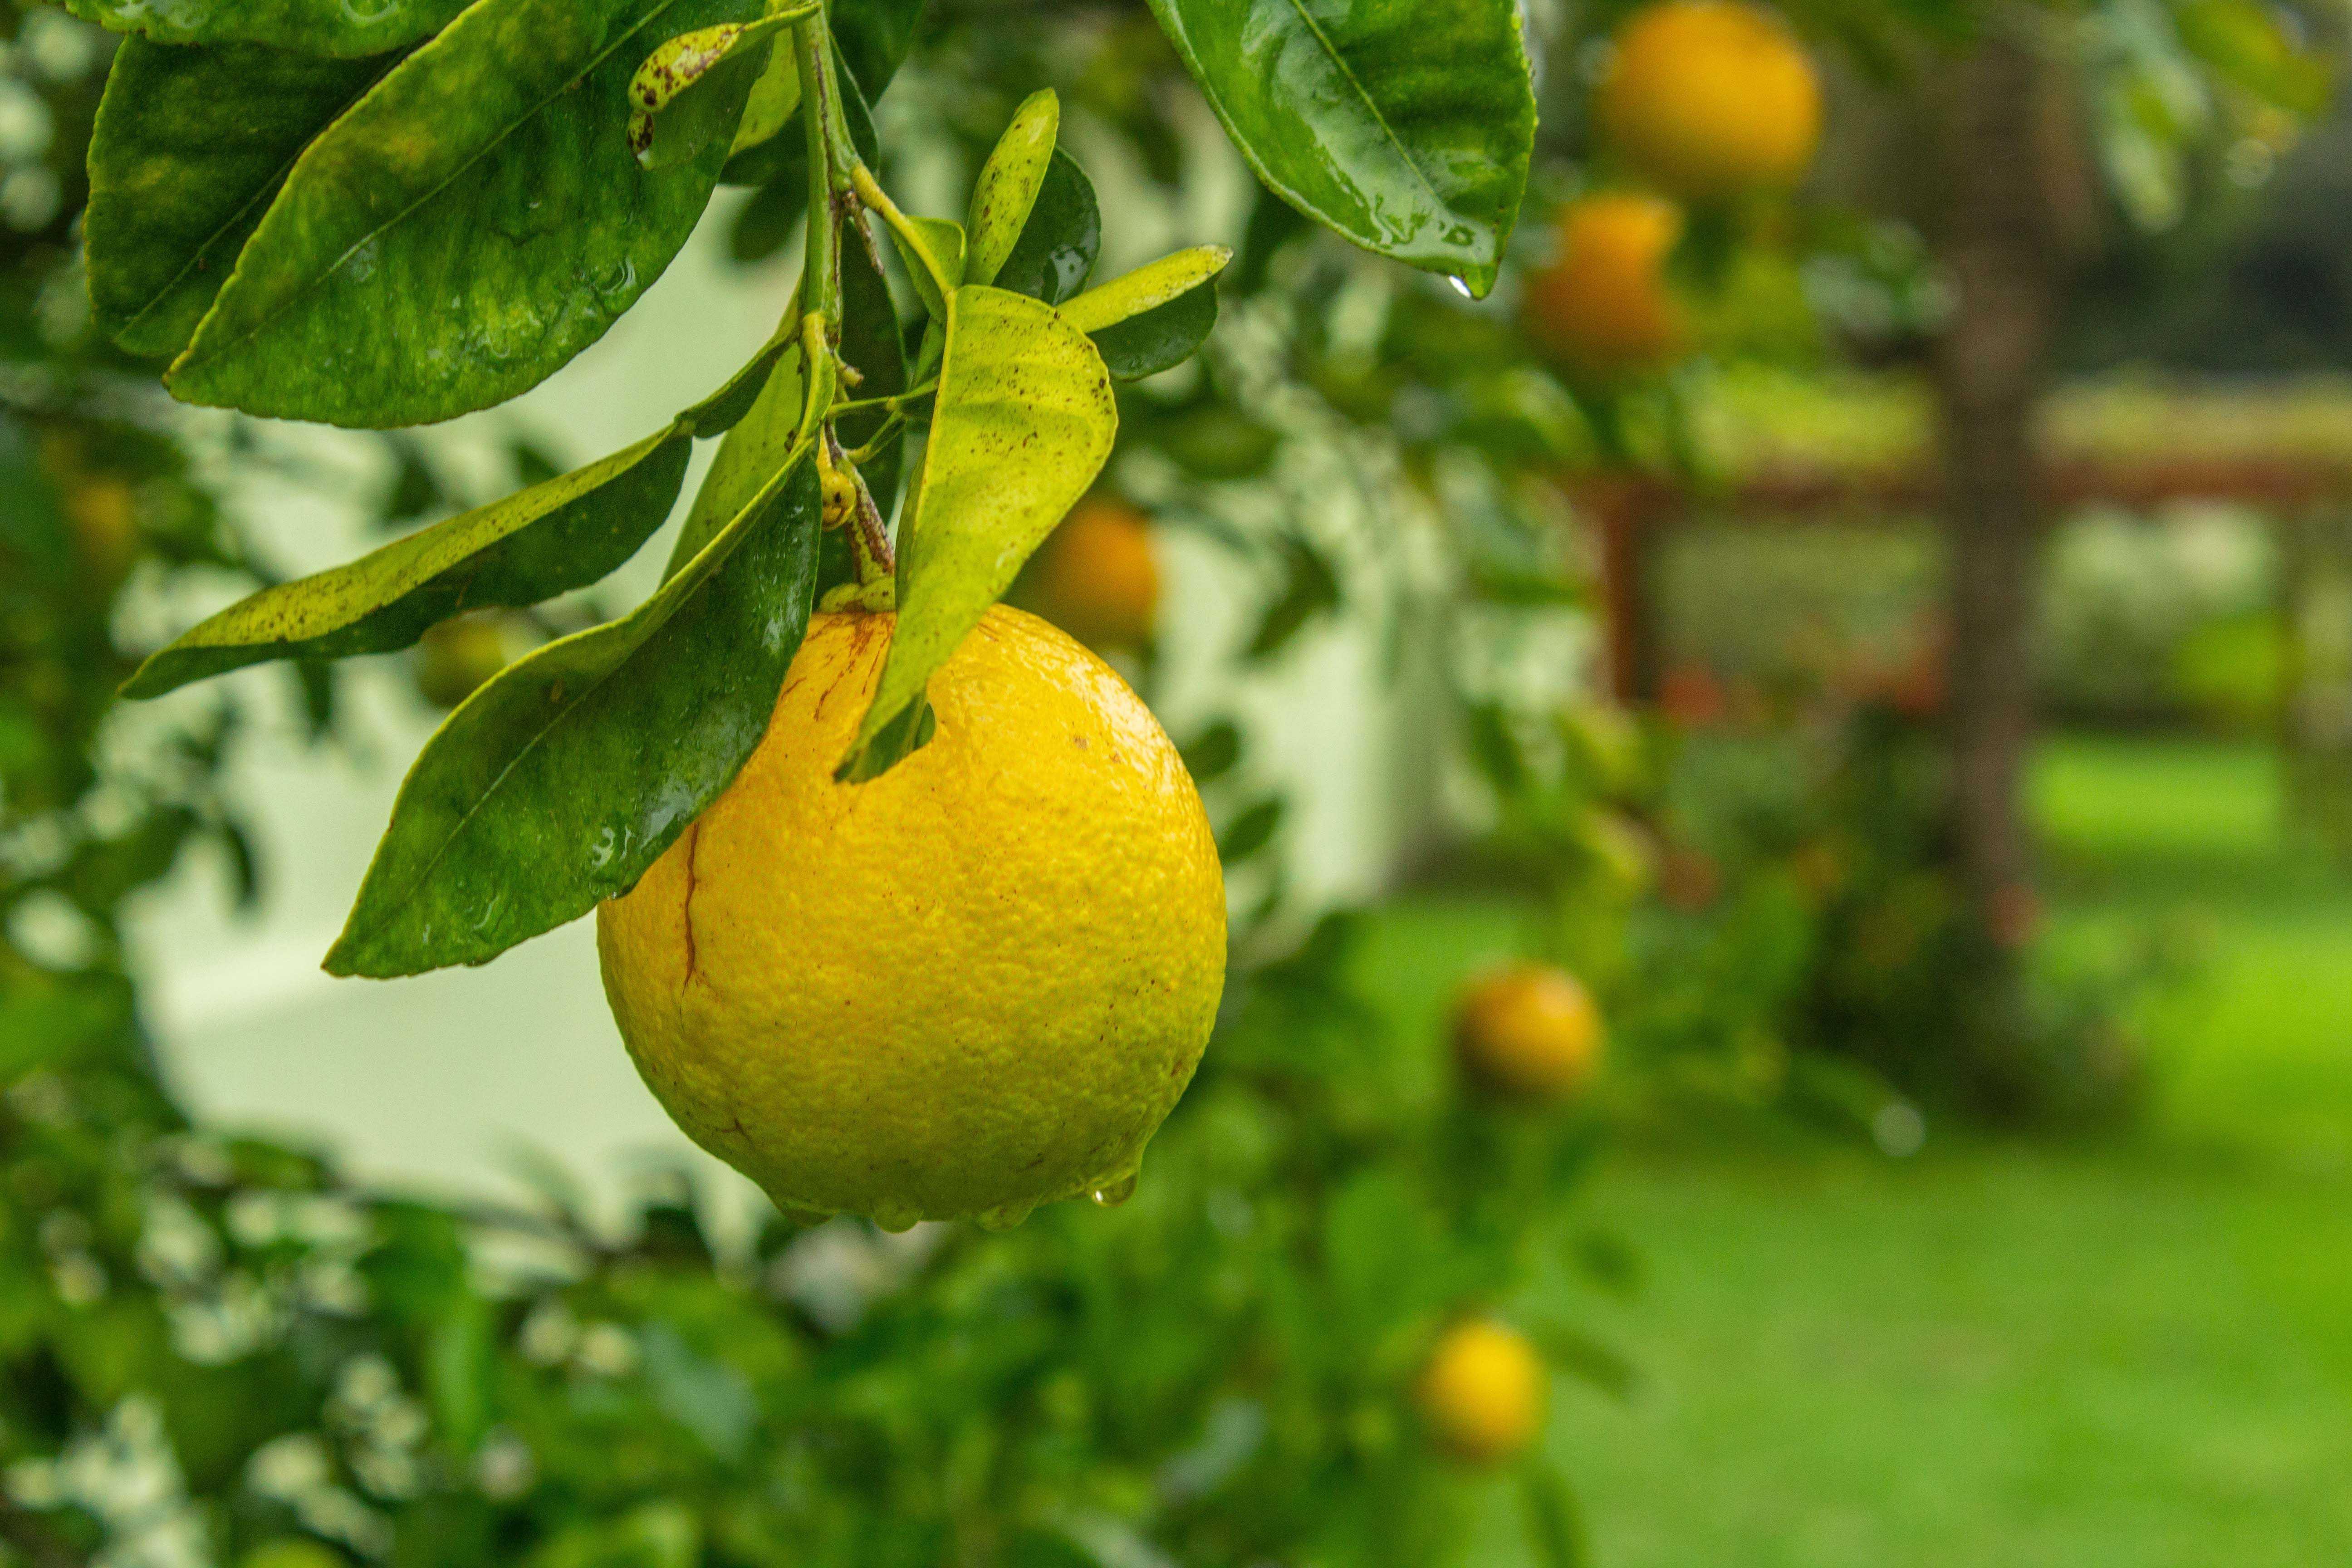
top-left (412, 614), bottom-right (512, 709)
top-left (1519, 194), bottom-right (1689, 379)
top-left (1415, 1319), bottom-right (1547, 1463)
top-left (1032, 498), bottom-right (1161, 652)
top-left (1597, 0), bottom-right (1822, 202)
top-left (1452, 963), bottom-right (1605, 1100)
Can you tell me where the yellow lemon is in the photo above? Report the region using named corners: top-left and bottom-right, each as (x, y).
top-left (598, 606), bottom-right (1227, 1230)
top-left (1598, 0), bottom-right (1822, 201)
top-left (1519, 193), bottom-right (1690, 378)
top-left (1452, 963), bottom-right (1605, 1100)
top-left (1032, 497), bottom-right (1162, 652)
top-left (1415, 1319), bottom-right (1548, 1463)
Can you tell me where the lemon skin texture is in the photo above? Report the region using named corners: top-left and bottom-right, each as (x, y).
top-left (597, 607), bottom-right (1226, 1228)
top-left (1598, 0), bottom-right (1823, 202)
top-left (1415, 1320), bottom-right (1548, 1464)
top-left (1452, 963), bottom-right (1606, 1100)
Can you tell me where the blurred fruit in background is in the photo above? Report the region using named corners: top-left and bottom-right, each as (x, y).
top-left (40, 434), bottom-right (139, 601)
top-left (412, 613), bottom-right (516, 709)
top-left (1030, 496), bottom-right (1162, 652)
top-left (1415, 1319), bottom-right (1549, 1464)
top-left (1597, 0), bottom-right (1822, 202)
top-left (1521, 192), bottom-right (1691, 378)
top-left (1452, 963), bottom-right (1607, 1100)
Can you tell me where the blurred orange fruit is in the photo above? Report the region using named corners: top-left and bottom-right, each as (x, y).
top-left (1032, 497), bottom-right (1161, 652)
top-left (1597, 0), bottom-right (1822, 201)
top-left (1520, 193), bottom-right (1690, 378)
top-left (1452, 962), bottom-right (1605, 1100)
top-left (1414, 1319), bottom-right (1548, 1463)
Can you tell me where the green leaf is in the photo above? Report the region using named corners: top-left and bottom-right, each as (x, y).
top-left (838, 285), bottom-right (1116, 780)
top-left (964, 89), bottom-right (1059, 288)
top-left (839, 212), bottom-right (910, 516)
top-left (1060, 246), bottom-right (1230, 334)
top-left (1090, 282), bottom-right (1216, 380)
top-left (993, 149), bottom-right (1099, 305)
top-left (85, 41), bottom-right (392, 359)
top-left (1143, 0), bottom-right (1534, 294)
top-left (723, 0), bottom-right (912, 182)
top-left (1519, 1466), bottom-right (1591, 1568)
top-left (64, 0), bottom-right (471, 55)
top-left (889, 216), bottom-right (967, 322)
top-left (666, 337), bottom-right (806, 580)
top-left (1061, 245), bottom-right (1230, 379)
top-left (628, 12), bottom-right (804, 171)
top-left (167, 0), bottom-right (768, 428)
top-left (122, 429), bottom-right (693, 699)
top-left (1217, 798), bottom-right (1284, 865)
top-left (324, 453), bottom-right (823, 978)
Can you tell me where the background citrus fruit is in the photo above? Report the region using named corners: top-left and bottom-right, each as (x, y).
top-left (1031, 497), bottom-right (1162, 652)
top-left (1597, 0), bottom-right (1822, 201)
top-left (1415, 1319), bottom-right (1548, 1463)
top-left (1520, 192), bottom-right (1690, 378)
top-left (1453, 963), bottom-right (1606, 1099)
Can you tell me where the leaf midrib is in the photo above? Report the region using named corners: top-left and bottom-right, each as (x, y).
top-left (1275, 0), bottom-right (1451, 223)
top-left (174, 0), bottom-right (703, 380)
top-left (114, 52), bottom-right (406, 345)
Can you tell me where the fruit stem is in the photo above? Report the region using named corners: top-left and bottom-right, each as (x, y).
top-left (827, 426), bottom-right (896, 588)
top-left (792, 11), bottom-right (851, 340)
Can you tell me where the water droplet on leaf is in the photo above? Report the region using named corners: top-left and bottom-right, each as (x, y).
top-left (1447, 275), bottom-right (1475, 299)
top-left (976, 1203), bottom-right (1033, 1232)
top-left (1090, 1173), bottom-right (1138, 1208)
top-left (870, 1201), bottom-right (921, 1234)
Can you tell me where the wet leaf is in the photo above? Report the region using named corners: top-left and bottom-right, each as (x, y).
top-left (86, 40), bottom-right (393, 359)
top-left (64, 0), bottom-right (471, 55)
top-left (964, 90), bottom-right (1058, 288)
top-left (628, 13), bottom-right (802, 172)
top-left (1144, 0), bottom-right (1535, 294)
top-left (838, 285), bottom-right (1116, 779)
top-left (325, 455), bottom-right (823, 978)
top-left (123, 430), bottom-right (693, 699)
top-left (992, 149), bottom-right (1099, 306)
top-left (167, 0), bottom-right (769, 428)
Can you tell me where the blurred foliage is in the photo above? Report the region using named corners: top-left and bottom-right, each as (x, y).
top-left (3, 6), bottom-right (1629, 1567)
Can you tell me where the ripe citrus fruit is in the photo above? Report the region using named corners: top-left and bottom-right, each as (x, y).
top-left (1597, 0), bottom-right (1822, 201)
top-left (1031, 497), bottom-right (1161, 652)
top-left (1519, 193), bottom-right (1689, 378)
top-left (598, 606), bottom-right (1227, 1230)
top-left (1452, 963), bottom-right (1605, 1099)
top-left (1415, 1319), bottom-right (1548, 1463)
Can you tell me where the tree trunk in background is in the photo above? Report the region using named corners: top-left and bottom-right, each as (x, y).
top-left (1931, 21), bottom-right (2058, 1111)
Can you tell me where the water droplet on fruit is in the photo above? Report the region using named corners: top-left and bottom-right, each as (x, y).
top-left (1090, 1173), bottom-right (1138, 1208)
top-left (976, 1203), bottom-right (1032, 1232)
top-left (870, 1201), bottom-right (921, 1234)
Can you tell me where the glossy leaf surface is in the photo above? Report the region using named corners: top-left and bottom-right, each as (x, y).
top-left (890, 216), bottom-right (967, 322)
top-left (841, 285), bottom-right (1116, 778)
top-left (963, 90), bottom-right (1058, 288)
top-left (1144, 0), bottom-right (1535, 293)
top-left (168, 0), bottom-right (767, 428)
top-left (123, 431), bottom-right (693, 699)
top-left (86, 40), bottom-right (391, 358)
top-left (64, 0), bottom-right (470, 55)
top-left (1088, 279), bottom-right (1219, 380)
top-left (327, 457), bottom-right (823, 978)
top-left (992, 149), bottom-right (1099, 305)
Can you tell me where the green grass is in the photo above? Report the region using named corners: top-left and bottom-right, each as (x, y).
top-left (1367, 737), bottom-right (2352, 1566)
